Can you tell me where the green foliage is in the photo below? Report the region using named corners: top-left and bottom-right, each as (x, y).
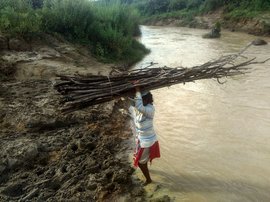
top-left (0, 0), bottom-right (32, 11)
top-left (40, 0), bottom-right (146, 63)
top-left (215, 21), bottom-right (221, 31)
top-left (141, 0), bottom-right (170, 15)
top-left (0, 0), bottom-right (42, 36)
top-left (42, 0), bottom-right (94, 39)
top-left (0, 6), bottom-right (42, 36)
top-left (31, 0), bottom-right (44, 9)
top-left (121, 39), bottom-right (150, 65)
top-left (133, 0), bottom-right (270, 17)
top-left (0, 0), bottom-right (147, 64)
top-left (241, 0), bottom-right (270, 11)
top-left (200, 0), bottom-right (224, 13)
top-left (92, 2), bottom-right (140, 37)
top-left (168, 0), bottom-right (187, 11)
top-left (186, 0), bottom-right (203, 9)
top-left (224, 9), bottom-right (259, 20)
top-left (222, 0), bottom-right (270, 21)
top-left (225, 0), bottom-right (270, 12)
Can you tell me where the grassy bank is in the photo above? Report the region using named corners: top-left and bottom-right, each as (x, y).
top-left (0, 0), bottom-right (149, 65)
top-left (130, 0), bottom-right (270, 35)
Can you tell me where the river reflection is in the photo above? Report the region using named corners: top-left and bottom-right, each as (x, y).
top-left (135, 26), bottom-right (270, 202)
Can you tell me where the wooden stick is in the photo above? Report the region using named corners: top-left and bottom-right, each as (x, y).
top-left (54, 52), bottom-right (269, 113)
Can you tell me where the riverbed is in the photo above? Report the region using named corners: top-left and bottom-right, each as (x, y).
top-left (136, 26), bottom-right (270, 201)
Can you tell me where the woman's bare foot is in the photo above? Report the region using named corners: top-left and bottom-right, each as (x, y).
top-left (143, 179), bottom-right (152, 186)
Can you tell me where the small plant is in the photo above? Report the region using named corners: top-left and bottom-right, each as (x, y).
top-left (95, 43), bottom-right (105, 58)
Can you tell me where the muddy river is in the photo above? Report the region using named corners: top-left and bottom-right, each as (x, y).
top-left (135, 26), bottom-right (270, 201)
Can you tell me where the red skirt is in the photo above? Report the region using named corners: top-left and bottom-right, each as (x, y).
top-left (133, 141), bottom-right (161, 167)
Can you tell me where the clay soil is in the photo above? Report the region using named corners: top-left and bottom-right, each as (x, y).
top-left (0, 34), bottom-right (145, 201)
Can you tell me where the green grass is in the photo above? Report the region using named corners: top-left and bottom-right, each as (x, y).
top-left (0, 0), bottom-right (148, 65)
top-left (134, 0), bottom-right (270, 24)
top-left (142, 9), bottom-right (197, 24)
top-left (224, 9), bottom-right (260, 20)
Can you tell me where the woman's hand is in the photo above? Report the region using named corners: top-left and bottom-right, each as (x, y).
top-left (135, 86), bottom-right (140, 92)
top-left (131, 80), bottom-right (140, 92)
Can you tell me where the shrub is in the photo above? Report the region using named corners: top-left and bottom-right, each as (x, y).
top-left (187, 0), bottom-right (204, 9)
top-left (0, 0), bottom-right (148, 64)
top-left (31, 0), bottom-right (44, 9)
top-left (169, 0), bottom-right (187, 11)
top-left (200, 0), bottom-right (224, 13)
top-left (41, 0), bottom-right (94, 40)
top-left (0, 7), bottom-right (42, 36)
top-left (225, 9), bottom-right (259, 20)
top-left (0, 0), bottom-right (32, 11)
top-left (143, 0), bottom-right (170, 15)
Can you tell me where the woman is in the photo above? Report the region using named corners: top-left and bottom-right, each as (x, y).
top-left (129, 86), bottom-right (160, 185)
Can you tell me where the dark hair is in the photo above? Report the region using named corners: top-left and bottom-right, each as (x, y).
top-left (142, 92), bottom-right (153, 106)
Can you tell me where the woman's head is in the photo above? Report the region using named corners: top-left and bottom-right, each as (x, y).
top-left (142, 92), bottom-right (153, 106)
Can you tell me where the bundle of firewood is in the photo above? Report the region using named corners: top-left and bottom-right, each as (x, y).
top-left (54, 53), bottom-right (268, 113)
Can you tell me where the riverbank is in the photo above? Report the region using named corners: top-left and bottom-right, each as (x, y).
top-left (142, 9), bottom-right (270, 37)
top-left (0, 33), bottom-right (149, 201)
top-left (0, 0), bottom-right (149, 67)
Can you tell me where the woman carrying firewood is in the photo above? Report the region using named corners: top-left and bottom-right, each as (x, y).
top-left (129, 86), bottom-right (160, 185)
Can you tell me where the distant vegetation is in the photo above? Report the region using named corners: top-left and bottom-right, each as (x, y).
top-left (130, 0), bottom-right (270, 16)
top-left (0, 0), bottom-right (149, 65)
top-left (128, 0), bottom-right (270, 24)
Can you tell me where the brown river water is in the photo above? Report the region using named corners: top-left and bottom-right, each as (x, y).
top-left (135, 26), bottom-right (270, 201)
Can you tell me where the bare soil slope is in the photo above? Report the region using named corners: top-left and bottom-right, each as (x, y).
top-left (0, 34), bottom-right (145, 201)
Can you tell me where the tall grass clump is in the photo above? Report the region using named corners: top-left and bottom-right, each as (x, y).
top-left (89, 2), bottom-right (148, 63)
top-left (42, 0), bottom-right (94, 40)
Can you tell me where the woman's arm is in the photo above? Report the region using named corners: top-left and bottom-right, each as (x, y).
top-left (134, 88), bottom-right (154, 119)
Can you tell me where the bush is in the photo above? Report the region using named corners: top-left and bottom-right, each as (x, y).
top-left (121, 39), bottom-right (150, 65)
top-left (92, 2), bottom-right (141, 37)
top-left (200, 0), bottom-right (224, 13)
top-left (41, 0), bottom-right (94, 40)
top-left (31, 0), bottom-right (44, 9)
top-left (143, 0), bottom-right (170, 15)
top-left (225, 0), bottom-right (270, 12)
top-left (225, 9), bottom-right (259, 20)
top-left (0, 0), bottom-right (42, 36)
top-left (0, 7), bottom-right (42, 36)
top-left (0, 0), bottom-right (147, 64)
top-left (187, 0), bottom-right (204, 9)
top-left (86, 2), bottom-right (146, 62)
top-left (168, 0), bottom-right (187, 11)
top-left (0, 0), bottom-right (32, 11)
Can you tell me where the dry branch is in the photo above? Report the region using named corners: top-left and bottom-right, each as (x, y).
top-left (54, 52), bottom-right (269, 113)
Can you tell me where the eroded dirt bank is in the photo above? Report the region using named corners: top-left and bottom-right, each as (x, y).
top-left (0, 34), bottom-right (148, 201)
top-left (143, 10), bottom-right (270, 37)
top-left (0, 32), bottom-right (173, 202)
top-left (0, 81), bottom-right (143, 201)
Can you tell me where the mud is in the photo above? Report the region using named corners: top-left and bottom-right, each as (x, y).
top-left (0, 77), bottom-right (149, 201)
top-left (0, 33), bottom-right (147, 201)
